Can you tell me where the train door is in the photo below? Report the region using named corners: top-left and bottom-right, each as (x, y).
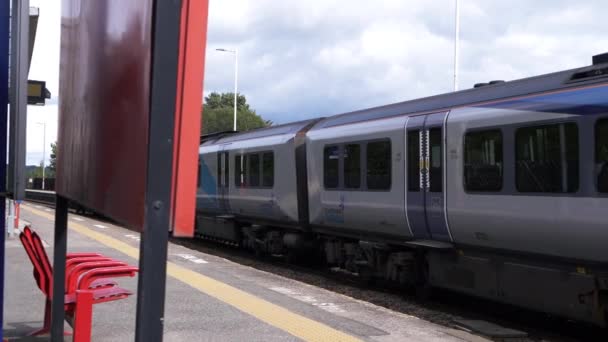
top-left (217, 151), bottom-right (230, 213)
top-left (406, 112), bottom-right (452, 242)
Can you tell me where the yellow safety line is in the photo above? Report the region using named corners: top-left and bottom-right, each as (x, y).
top-left (21, 205), bottom-right (362, 342)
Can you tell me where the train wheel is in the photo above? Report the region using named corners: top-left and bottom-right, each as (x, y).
top-left (415, 255), bottom-right (432, 300)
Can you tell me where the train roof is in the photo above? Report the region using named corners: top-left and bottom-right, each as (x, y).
top-left (310, 54), bottom-right (608, 130)
top-left (201, 118), bottom-right (321, 146)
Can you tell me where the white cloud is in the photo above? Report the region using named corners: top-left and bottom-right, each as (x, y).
top-left (25, 0), bottom-right (60, 165)
top-left (204, 0), bottom-right (608, 123)
top-left (24, 0), bottom-right (608, 159)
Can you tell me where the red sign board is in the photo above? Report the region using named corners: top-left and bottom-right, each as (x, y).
top-left (57, 0), bottom-right (207, 236)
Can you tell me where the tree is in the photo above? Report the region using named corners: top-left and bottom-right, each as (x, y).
top-left (49, 141), bottom-right (57, 172)
top-left (201, 92), bottom-right (271, 134)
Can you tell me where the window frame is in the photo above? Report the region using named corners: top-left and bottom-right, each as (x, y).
top-left (234, 150), bottom-right (275, 189)
top-left (323, 145), bottom-right (341, 189)
top-left (235, 154), bottom-right (243, 187)
top-left (427, 128), bottom-right (442, 193)
top-left (365, 139), bottom-right (392, 191)
top-left (407, 130), bottom-right (421, 192)
top-left (463, 128), bottom-right (504, 193)
top-left (322, 138), bottom-right (392, 192)
top-left (216, 152), bottom-right (229, 188)
top-left (197, 161), bottom-right (202, 189)
top-left (514, 121), bottom-right (579, 194)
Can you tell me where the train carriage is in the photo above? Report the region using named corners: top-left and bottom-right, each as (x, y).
top-left (197, 119), bottom-right (319, 241)
top-left (196, 53), bottom-right (608, 326)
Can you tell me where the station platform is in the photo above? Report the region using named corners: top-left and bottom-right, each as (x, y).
top-left (3, 202), bottom-right (488, 341)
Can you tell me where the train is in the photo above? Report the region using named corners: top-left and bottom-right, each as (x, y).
top-left (196, 53), bottom-right (608, 326)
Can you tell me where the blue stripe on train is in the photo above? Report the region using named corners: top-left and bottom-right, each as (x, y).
top-left (198, 156), bottom-right (219, 210)
top-left (474, 84), bottom-right (608, 115)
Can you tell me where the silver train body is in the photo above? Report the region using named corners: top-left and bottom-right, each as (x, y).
top-left (197, 56), bottom-right (608, 325)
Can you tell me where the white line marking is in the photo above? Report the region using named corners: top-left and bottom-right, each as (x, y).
top-left (93, 224), bottom-right (107, 229)
top-left (44, 208), bottom-right (52, 212)
top-left (176, 254), bottom-right (208, 264)
top-left (35, 205), bottom-right (42, 209)
top-left (72, 217), bottom-right (85, 222)
top-left (125, 234), bottom-right (141, 242)
top-left (270, 287), bottom-right (345, 313)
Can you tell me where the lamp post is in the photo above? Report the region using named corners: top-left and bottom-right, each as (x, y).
top-left (453, 0), bottom-right (460, 91)
top-left (36, 122), bottom-right (46, 190)
top-left (216, 48), bottom-right (238, 131)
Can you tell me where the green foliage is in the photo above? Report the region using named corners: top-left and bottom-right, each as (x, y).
top-left (27, 163), bottom-right (43, 178)
top-left (25, 164), bottom-right (54, 180)
top-left (202, 92), bottom-right (271, 134)
top-left (49, 141), bottom-right (57, 172)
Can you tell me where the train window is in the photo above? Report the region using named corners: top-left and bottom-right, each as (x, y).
top-left (344, 144), bottom-right (361, 189)
top-left (224, 153), bottom-right (229, 189)
top-left (217, 154), bottom-right (222, 187)
top-left (216, 153), bottom-right (229, 188)
top-left (249, 154), bottom-right (260, 187)
top-left (516, 123), bottom-right (579, 193)
top-left (407, 131), bottom-right (420, 191)
top-left (428, 129), bottom-right (442, 192)
top-left (324, 145), bottom-right (340, 189)
top-left (596, 119), bottom-right (608, 192)
top-left (197, 162), bottom-right (201, 188)
top-left (464, 130), bottom-right (503, 191)
top-left (242, 155), bottom-right (248, 186)
top-left (367, 140), bottom-right (391, 190)
top-left (262, 152), bottom-right (274, 187)
top-left (235, 155), bottom-right (243, 187)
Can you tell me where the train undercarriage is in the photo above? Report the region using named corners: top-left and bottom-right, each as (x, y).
top-left (195, 213), bottom-right (608, 327)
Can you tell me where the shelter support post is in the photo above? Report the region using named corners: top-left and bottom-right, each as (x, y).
top-left (50, 196), bottom-right (68, 340)
top-left (134, 0), bottom-right (182, 341)
top-left (0, 1), bottom-right (10, 339)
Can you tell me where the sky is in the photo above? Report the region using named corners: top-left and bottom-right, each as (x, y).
top-left (24, 0), bottom-right (608, 165)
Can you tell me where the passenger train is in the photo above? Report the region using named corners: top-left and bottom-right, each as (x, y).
top-left (196, 53), bottom-right (608, 326)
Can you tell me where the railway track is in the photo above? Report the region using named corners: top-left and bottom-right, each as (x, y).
top-left (24, 189), bottom-right (55, 204)
top-left (28, 194), bottom-right (607, 341)
top-left (173, 235), bottom-right (606, 342)
top-left (24, 190), bottom-right (93, 214)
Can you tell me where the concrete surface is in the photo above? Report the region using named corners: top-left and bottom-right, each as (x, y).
top-left (2, 202), bottom-right (489, 342)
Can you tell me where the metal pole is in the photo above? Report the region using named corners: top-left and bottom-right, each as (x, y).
top-left (453, 0), bottom-right (460, 91)
top-left (41, 122), bottom-right (46, 190)
top-left (0, 2), bottom-right (11, 340)
top-left (50, 195), bottom-right (68, 340)
top-left (8, 0), bottom-right (28, 200)
top-left (134, 0), bottom-right (181, 340)
top-left (233, 49), bottom-right (238, 131)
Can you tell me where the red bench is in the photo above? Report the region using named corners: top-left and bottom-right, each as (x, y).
top-left (19, 226), bottom-right (138, 341)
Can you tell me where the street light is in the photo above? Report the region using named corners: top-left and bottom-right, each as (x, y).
top-left (216, 48), bottom-right (238, 131)
top-left (453, 0), bottom-right (460, 91)
top-left (36, 121), bottom-right (46, 190)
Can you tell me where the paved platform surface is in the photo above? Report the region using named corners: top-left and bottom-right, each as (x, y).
top-left (3, 202), bottom-right (489, 341)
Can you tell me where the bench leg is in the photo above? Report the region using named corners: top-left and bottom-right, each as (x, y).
top-left (27, 299), bottom-right (51, 336)
top-left (28, 299), bottom-right (73, 337)
top-left (73, 291), bottom-right (94, 342)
